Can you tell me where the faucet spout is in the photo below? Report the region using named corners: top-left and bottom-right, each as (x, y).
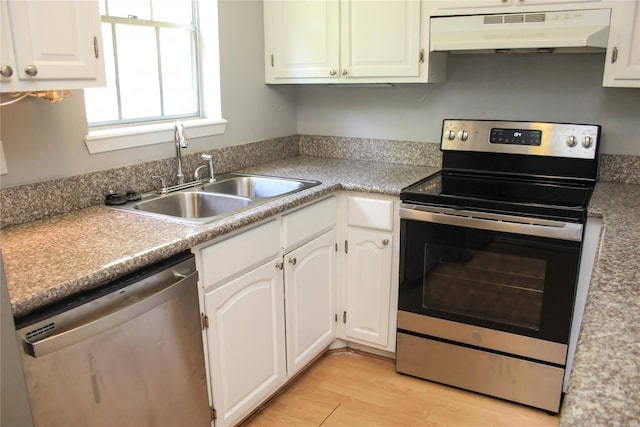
top-left (174, 121), bottom-right (187, 185)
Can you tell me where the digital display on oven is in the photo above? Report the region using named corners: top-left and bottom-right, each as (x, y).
top-left (490, 128), bottom-right (542, 146)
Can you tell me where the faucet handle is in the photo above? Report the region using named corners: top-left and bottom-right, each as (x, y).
top-left (200, 154), bottom-right (215, 182)
top-left (151, 175), bottom-right (167, 193)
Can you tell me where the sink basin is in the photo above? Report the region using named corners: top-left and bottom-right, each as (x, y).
top-left (202, 175), bottom-right (313, 198)
top-left (133, 192), bottom-right (252, 219)
top-left (111, 173), bottom-right (320, 224)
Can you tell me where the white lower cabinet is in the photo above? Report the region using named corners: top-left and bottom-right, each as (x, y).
top-left (204, 260), bottom-right (286, 427)
top-left (196, 193), bottom-right (400, 424)
top-left (284, 230), bottom-right (337, 376)
top-left (344, 227), bottom-right (393, 347)
top-left (197, 198), bottom-right (337, 426)
top-left (338, 193), bottom-right (400, 353)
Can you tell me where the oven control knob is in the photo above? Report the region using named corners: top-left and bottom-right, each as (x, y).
top-left (566, 135), bottom-right (577, 147)
top-left (582, 135), bottom-right (593, 148)
top-left (445, 130), bottom-right (456, 140)
top-left (457, 130), bottom-right (469, 141)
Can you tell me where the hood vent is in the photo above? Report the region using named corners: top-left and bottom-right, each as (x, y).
top-left (431, 9), bottom-right (611, 53)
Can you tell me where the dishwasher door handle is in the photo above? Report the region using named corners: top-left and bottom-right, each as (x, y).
top-left (23, 270), bottom-right (197, 358)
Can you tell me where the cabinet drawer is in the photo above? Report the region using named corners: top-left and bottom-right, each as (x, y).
top-left (282, 196), bottom-right (337, 250)
top-left (347, 196), bottom-right (394, 231)
top-left (200, 220), bottom-right (280, 287)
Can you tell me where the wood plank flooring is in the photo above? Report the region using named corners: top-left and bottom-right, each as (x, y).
top-left (242, 350), bottom-right (560, 427)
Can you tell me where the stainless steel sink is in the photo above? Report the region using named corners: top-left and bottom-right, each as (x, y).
top-left (110, 173), bottom-right (320, 224)
top-left (133, 192), bottom-right (251, 219)
top-left (201, 175), bottom-right (311, 198)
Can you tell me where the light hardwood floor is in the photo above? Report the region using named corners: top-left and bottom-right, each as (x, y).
top-left (243, 350), bottom-right (560, 427)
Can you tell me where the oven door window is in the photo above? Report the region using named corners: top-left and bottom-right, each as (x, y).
top-left (399, 219), bottom-right (581, 343)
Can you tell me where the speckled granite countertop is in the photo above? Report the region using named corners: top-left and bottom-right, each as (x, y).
top-left (0, 156), bottom-right (436, 318)
top-left (560, 181), bottom-right (640, 426)
top-left (2, 156), bottom-right (638, 424)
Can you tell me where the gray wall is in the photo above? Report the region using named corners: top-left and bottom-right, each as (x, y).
top-left (297, 53), bottom-right (640, 155)
top-left (0, 0), bottom-right (297, 188)
top-left (2, 1), bottom-right (640, 190)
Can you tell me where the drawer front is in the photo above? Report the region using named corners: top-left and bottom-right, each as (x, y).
top-left (347, 196), bottom-right (394, 231)
top-left (282, 196), bottom-right (337, 250)
top-left (200, 220), bottom-right (280, 287)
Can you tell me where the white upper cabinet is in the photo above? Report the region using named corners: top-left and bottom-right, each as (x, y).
top-left (603, 0), bottom-right (640, 88)
top-left (340, 0), bottom-right (421, 78)
top-left (0, 0), bottom-right (105, 93)
top-left (266, 0), bottom-right (340, 80)
top-left (264, 0), bottom-right (446, 84)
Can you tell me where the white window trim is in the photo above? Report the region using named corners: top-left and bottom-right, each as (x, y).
top-left (83, 0), bottom-right (224, 154)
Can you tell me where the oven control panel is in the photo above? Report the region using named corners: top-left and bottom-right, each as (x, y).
top-left (441, 120), bottom-right (600, 159)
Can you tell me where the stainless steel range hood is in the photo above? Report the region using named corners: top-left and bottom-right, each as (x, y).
top-left (430, 9), bottom-right (611, 53)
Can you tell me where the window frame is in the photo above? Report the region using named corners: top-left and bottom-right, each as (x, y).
top-left (83, 0), bottom-right (226, 154)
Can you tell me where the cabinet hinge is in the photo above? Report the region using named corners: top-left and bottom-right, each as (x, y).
top-left (93, 36), bottom-right (99, 59)
top-left (201, 313), bottom-right (209, 330)
top-left (419, 48), bottom-right (424, 63)
top-left (211, 407), bottom-right (217, 421)
top-left (611, 47), bottom-right (618, 64)
top-left (271, 54), bottom-right (274, 67)
top-left (343, 311), bottom-right (347, 324)
top-left (344, 240), bottom-right (348, 254)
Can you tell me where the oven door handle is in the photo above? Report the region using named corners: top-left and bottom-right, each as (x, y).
top-left (400, 204), bottom-right (583, 242)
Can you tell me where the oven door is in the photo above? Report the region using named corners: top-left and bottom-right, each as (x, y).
top-left (399, 204), bottom-right (582, 344)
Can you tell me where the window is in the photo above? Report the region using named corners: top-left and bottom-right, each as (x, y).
top-left (84, 0), bottom-right (226, 154)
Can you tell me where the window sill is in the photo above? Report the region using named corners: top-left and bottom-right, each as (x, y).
top-left (84, 118), bottom-right (228, 154)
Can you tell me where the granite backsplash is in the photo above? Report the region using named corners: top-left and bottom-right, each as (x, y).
top-left (0, 134), bottom-right (637, 229)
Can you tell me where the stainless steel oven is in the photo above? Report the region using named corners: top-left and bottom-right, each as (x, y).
top-left (396, 120), bottom-right (599, 413)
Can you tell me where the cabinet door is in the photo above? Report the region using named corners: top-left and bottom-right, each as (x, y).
top-left (284, 230), bottom-right (337, 376)
top-left (340, 0), bottom-right (421, 78)
top-left (344, 228), bottom-right (393, 347)
top-left (6, 0), bottom-right (102, 85)
top-left (266, 0), bottom-right (340, 80)
top-left (0, 1), bottom-right (16, 87)
top-left (603, 0), bottom-right (640, 87)
top-left (204, 261), bottom-right (286, 427)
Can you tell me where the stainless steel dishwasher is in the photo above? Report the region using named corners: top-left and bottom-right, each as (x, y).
top-left (14, 251), bottom-right (211, 427)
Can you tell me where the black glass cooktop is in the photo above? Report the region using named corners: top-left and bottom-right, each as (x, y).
top-left (401, 170), bottom-right (594, 222)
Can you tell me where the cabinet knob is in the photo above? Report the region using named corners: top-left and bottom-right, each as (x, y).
top-left (288, 257), bottom-right (297, 266)
top-left (342, 69), bottom-right (348, 76)
top-left (382, 239), bottom-right (389, 246)
top-left (24, 65), bottom-right (38, 77)
top-left (275, 261), bottom-right (284, 270)
top-left (0, 65), bottom-right (13, 78)
top-left (329, 69), bottom-right (337, 76)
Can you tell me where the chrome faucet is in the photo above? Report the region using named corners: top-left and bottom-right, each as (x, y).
top-left (174, 121), bottom-right (187, 185)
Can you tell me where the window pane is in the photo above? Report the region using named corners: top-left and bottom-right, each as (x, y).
top-left (152, 0), bottom-right (192, 24)
top-left (84, 23), bottom-right (119, 123)
top-left (160, 28), bottom-right (198, 116)
top-left (106, 0), bottom-right (151, 20)
top-left (116, 24), bottom-right (161, 119)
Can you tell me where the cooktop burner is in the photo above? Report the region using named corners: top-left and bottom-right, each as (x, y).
top-left (401, 119), bottom-right (600, 222)
top-left (402, 170), bottom-right (594, 221)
